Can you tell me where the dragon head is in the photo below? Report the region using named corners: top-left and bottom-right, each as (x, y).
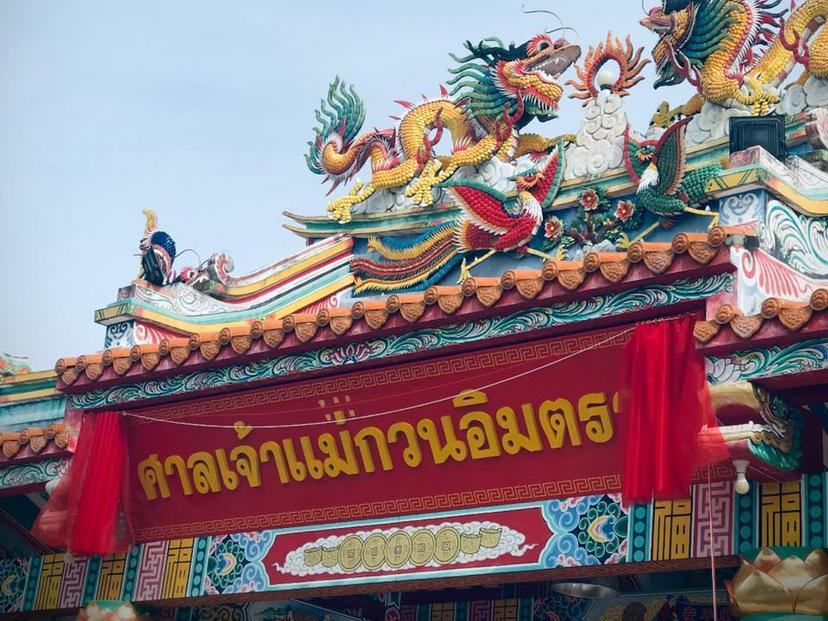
top-left (448, 34), bottom-right (581, 128)
top-left (642, 0), bottom-right (787, 90)
top-left (641, 0), bottom-right (699, 88)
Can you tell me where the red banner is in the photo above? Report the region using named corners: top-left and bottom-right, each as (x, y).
top-left (127, 325), bottom-right (631, 541)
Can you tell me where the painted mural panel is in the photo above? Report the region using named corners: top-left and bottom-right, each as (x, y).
top-left (3, 474), bottom-right (828, 616)
top-left (202, 498), bottom-right (630, 595)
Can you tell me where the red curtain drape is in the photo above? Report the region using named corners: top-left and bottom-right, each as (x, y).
top-left (33, 411), bottom-right (132, 555)
top-left (620, 316), bottom-right (728, 505)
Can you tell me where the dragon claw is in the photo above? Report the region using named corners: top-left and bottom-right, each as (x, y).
top-left (458, 258), bottom-right (472, 283)
top-left (741, 77), bottom-right (780, 115)
top-left (327, 195), bottom-right (357, 223)
top-left (615, 233), bottom-right (633, 250)
top-left (406, 160), bottom-right (442, 207)
top-left (326, 180), bottom-right (369, 223)
top-left (552, 246), bottom-right (566, 262)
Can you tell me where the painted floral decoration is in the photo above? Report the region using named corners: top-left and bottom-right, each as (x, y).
top-left (542, 186), bottom-right (644, 254)
top-left (579, 188), bottom-right (602, 211)
top-left (543, 216), bottom-right (564, 243)
top-left (205, 537), bottom-right (246, 593)
top-left (614, 200), bottom-right (636, 223)
top-left (323, 342), bottom-right (374, 366)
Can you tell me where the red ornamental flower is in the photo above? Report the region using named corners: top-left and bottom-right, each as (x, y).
top-left (544, 217), bottom-right (563, 240)
top-left (614, 200), bottom-right (635, 223)
top-left (580, 188), bottom-right (600, 211)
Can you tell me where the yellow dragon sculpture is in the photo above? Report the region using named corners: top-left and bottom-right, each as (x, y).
top-left (306, 34), bottom-right (581, 223)
top-left (641, 0), bottom-right (828, 115)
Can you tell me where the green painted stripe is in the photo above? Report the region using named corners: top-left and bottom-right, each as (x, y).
top-left (0, 397), bottom-right (66, 430)
top-left (22, 555), bottom-right (42, 611)
top-left (82, 556), bottom-right (102, 606)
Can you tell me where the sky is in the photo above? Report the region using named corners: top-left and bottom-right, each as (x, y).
top-left (0, 0), bottom-right (696, 370)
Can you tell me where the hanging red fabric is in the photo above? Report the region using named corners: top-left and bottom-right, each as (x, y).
top-left (32, 411), bottom-right (132, 555)
top-left (620, 316), bottom-right (728, 505)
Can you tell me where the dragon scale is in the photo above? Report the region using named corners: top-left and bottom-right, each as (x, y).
top-left (644, 0), bottom-right (828, 113)
top-left (307, 35), bottom-right (581, 223)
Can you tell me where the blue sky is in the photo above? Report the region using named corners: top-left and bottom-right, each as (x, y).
top-left (0, 1), bottom-right (695, 369)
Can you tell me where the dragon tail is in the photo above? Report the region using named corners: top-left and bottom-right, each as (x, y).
top-left (351, 223), bottom-right (461, 293)
top-left (755, 0), bottom-right (828, 87)
top-left (306, 77), bottom-right (365, 174)
top-left (306, 77), bottom-right (396, 189)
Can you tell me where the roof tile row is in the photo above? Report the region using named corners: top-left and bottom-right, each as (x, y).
top-left (56, 229), bottom-right (732, 388)
top-left (694, 289), bottom-right (828, 342)
top-left (0, 423), bottom-right (70, 460)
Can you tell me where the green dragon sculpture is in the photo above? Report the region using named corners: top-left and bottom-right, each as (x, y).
top-left (306, 34), bottom-right (581, 222)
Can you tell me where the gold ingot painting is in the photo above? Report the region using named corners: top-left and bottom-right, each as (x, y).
top-left (479, 526), bottom-right (502, 548)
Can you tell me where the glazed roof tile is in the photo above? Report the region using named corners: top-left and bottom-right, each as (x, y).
top-left (0, 423), bottom-right (71, 461)
top-left (56, 228), bottom-right (735, 390)
top-left (695, 289), bottom-right (828, 345)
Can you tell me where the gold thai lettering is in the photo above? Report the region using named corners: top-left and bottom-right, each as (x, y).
top-left (318, 431), bottom-right (359, 477)
top-left (538, 398), bottom-right (583, 448)
top-left (454, 391), bottom-right (501, 460)
top-left (136, 386), bottom-right (621, 501)
top-left (387, 421), bottom-right (423, 467)
top-left (299, 436), bottom-right (325, 480)
top-left (578, 391), bottom-right (618, 444)
top-left (282, 439), bottom-right (308, 481)
top-left (214, 449), bottom-right (240, 490)
top-left (416, 416), bottom-right (468, 464)
top-left (495, 403), bottom-right (543, 454)
top-left (164, 454), bottom-right (193, 496)
top-left (187, 451), bottom-right (222, 494)
top-left (138, 453), bottom-right (171, 500)
top-left (259, 440), bottom-right (291, 484)
top-left (353, 426), bottom-right (393, 473)
top-left (230, 445), bottom-right (262, 488)
top-left (187, 451), bottom-right (221, 494)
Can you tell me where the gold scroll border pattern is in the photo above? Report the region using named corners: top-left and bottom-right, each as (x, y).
top-left (133, 329), bottom-right (631, 423)
top-left (132, 474), bottom-right (622, 541)
top-left (276, 520), bottom-right (522, 576)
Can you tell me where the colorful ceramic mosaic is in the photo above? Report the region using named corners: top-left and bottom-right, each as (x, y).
top-left (541, 494), bottom-right (628, 567)
top-left (0, 458), bottom-right (67, 491)
top-left (204, 531), bottom-right (276, 596)
top-left (705, 338), bottom-right (828, 385)
top-left (4, 474), bottom-right (826, 616)
top-left (0, 558), bottom-right (28, 613)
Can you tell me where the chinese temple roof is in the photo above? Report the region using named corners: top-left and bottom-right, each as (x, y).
top-left (7, 0), bottom-right (828, 429)
top-left (6, 5), bottom-right (828, 617)
top-left (0, 369), bottom-right (60, 405)
top-left (696, 289), bottom-right (828, 347)
top-left (0, 423), bottom-right (70, 461)
top-left (55, 228), bottom-right (734, 391)
top-left (0, 366), bottom-right (72, 461)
